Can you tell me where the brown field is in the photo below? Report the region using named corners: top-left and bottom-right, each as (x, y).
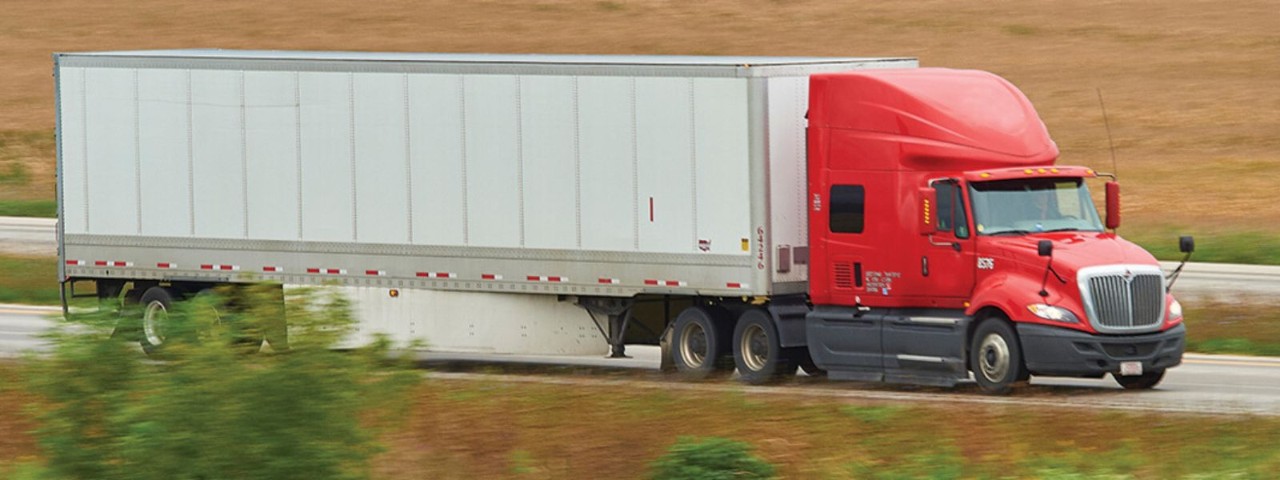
top-left (1, 0), bottom-right (1278, 230)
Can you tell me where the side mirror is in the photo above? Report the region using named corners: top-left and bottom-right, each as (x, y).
top-left (1179, 235), bottom-right (1195, 253)
top-left (1037, 240), bottom-right (1053, 257)
top-left (1105, 181), bottom-right (1121, 230)
top-left (919, 187), bottom-right (937, 235)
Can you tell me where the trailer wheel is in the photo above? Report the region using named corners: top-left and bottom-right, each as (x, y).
top-left (139, 286), bottom-right (174, 355)
top-left (671, 307), bottom-right (733, 379)
top-left (732, 309), bottom-right (798, 384)
top-left (970, 318), bottom-right (1026, 395)
top-left (1114, 369), bottom-right (1165, 390)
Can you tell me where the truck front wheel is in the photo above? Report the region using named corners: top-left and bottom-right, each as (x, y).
top-left (732, 309), bottom-right (798, 385)
top-left (970, 319), bottom-right (1026, 395)
top-left (671, 307), bottom-right (733, 379)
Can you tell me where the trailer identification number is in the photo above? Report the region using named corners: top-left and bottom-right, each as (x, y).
top-left (756, 227), bottom-right (766, 270)
top-left (977, 257), bottom-right (995, 270)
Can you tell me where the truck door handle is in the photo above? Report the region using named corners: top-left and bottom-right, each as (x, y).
top-left (927, 235), bottom-right (960, 252)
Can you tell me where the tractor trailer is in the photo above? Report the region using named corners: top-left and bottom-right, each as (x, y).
top-left (53, 50), bottom-right (1188, 393)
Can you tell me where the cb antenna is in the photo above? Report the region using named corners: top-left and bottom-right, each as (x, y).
top-left (1096, 88), bottom-right (1118, 178)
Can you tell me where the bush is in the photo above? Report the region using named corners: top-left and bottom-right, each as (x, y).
top-left (648, 436), bottom-right (776, 480)
top-left (23, 283), bottom-right (421, 480)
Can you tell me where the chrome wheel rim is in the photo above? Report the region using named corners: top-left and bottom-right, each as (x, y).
top-left (740, 324), bottom-right (769, 371)
top-left (679, 322), bottom-right (708, 368)
top-left (143, 300), bottom-right (168, 346)
top-left (978, 333), bottom-right (1010, 381)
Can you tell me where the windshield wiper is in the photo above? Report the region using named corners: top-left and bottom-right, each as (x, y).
top-left (988, 229), bottom-right (1033, 236)
top-left (1042, 227), bottom-right (1081, 233)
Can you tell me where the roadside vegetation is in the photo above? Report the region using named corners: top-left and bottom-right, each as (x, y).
top-left (2, 363), bottom-right (1279, 478)
top-left (0, 288), bottom-right (1275, 477)
top-left (0, 254), bottom-right (57, 305)
top-left (8, 285), bottom-right (421, 480)
top-left (1184, 298), bottom-right (1280, 357)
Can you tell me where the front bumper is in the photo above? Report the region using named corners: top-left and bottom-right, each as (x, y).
top-left (1017, 323), bottom-right (1185, 377)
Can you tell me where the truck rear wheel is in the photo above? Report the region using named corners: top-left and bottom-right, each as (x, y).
top-left (1114, 369), bottom-right (1165, 390)
top-left (671, 307), bottom-right (733, 379)
top-left (970, 318), bottom-right (1026, 395)
top-left (139, 286), bottom-right (174, 355)
top-left (732, 309), bottom-right (798, 384)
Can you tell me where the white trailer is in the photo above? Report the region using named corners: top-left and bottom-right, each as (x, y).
top-left (54, 50), bottom-right (916, 356)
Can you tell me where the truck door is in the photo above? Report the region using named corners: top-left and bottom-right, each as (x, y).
top-left (806, 170), bottom-right (896, 373)
top-left (921, 179), bottom-right (976, 304)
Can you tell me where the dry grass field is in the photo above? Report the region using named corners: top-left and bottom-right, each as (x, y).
top-left (1, 0), bottom-right (1278, 238)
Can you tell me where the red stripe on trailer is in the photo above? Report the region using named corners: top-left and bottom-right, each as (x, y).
top-left (527, 275), bottom-right (541, 282)
top-left (156, 263), bottom-right (174, 269)
top-left (66, 260), bottom-right (85, 266)
top-left (325, 268), bottom-right (344, 275)
top-left (598, 278), bottom-right (619, 284)
top-left (645, 279), bottom-right (685, 287)
top-left (365, 270), bottom-right (385, 276)
top-left (481, 274), bottom-right (501, 280)
top-left (201, 264), bottom-right (214, 270)
top-left (109, 261), bottom-right (131, 267)
top-left (547, 276), bottom-right (563, 283)
top-left (417, 272), bottom-right (454, 279)
top-left (218, 265), bottom-right (235, 271)
top-left (262, 266), bottom-right (281, 273)
top-left (95, 260), bottom-right (108, 267)
top-left (726, 282), bottom-right (749, 289)
top-left (307, 268), bottom-right (321, 274)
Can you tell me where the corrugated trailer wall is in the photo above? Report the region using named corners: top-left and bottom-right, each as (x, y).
top-left (56, 52), bottom-right (916, 297)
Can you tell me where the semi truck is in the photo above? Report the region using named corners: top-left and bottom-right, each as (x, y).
top-left (53, 50), bottom-right (1189, 393)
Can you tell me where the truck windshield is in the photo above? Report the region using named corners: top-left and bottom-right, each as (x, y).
top-left (969, 178), bottom-right (1104, 235)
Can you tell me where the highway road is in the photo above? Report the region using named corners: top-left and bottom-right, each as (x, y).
top-left (3, 303), bottom-right (1279, 416)
top-left (0, 216), bottom-right (56, 257)
top-left (3, 216), bottom-right (1276, 300)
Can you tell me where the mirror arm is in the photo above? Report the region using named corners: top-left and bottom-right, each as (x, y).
top-left (1166, 251), bottom-right (1193, 292)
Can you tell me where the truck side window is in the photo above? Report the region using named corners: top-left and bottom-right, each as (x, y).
top-left (830, 185), bottom-right (865, 233)
top-left (935, 181), bottom-right (970, 239)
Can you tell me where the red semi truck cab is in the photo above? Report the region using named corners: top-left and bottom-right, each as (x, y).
top-left (804, 68), bottom-right (1186, 393)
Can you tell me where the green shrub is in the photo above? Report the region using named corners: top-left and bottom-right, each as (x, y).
top-left (648, 436), bottom-right (776, 480)
top-left (23, 284), bottom-right (421, 480)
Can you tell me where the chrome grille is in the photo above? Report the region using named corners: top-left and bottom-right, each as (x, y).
top-left (1085, 272), bottom-right (1164, 330)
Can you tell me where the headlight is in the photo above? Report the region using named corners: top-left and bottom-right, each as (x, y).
top-left (1027, 304), bottom-right (1079, 323)
top-left (1168, 299), bottom-right (1183, 320)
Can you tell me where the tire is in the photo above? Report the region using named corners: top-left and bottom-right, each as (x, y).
top-left (970, 318), bottom-right (1027, 395)
top-left (795, 350), bottom-right (826, 377)
top-left (732, 309), bottom-right (798, 384)
top-left (138, 286), bottom-right (174, 355)
top-left (670, 306), bottom-right (734, 379)
top-left (1114, 369), bottom-right (1165, 390)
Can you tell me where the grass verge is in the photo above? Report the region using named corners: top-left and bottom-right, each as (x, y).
top-left (1128, 228), bottom-right (1280, 265)
top-left (0, 255), bottom-right (57, 305)
top-left (4, 365), bottom-right (1276, 478)
top-left (0, 200), bottom-right (55, 218)
top-left (1184, 298), bottom-right (1280, 357)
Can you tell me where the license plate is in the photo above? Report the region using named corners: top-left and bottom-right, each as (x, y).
top-left (1120, 361), bottom-right (1144, 376)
